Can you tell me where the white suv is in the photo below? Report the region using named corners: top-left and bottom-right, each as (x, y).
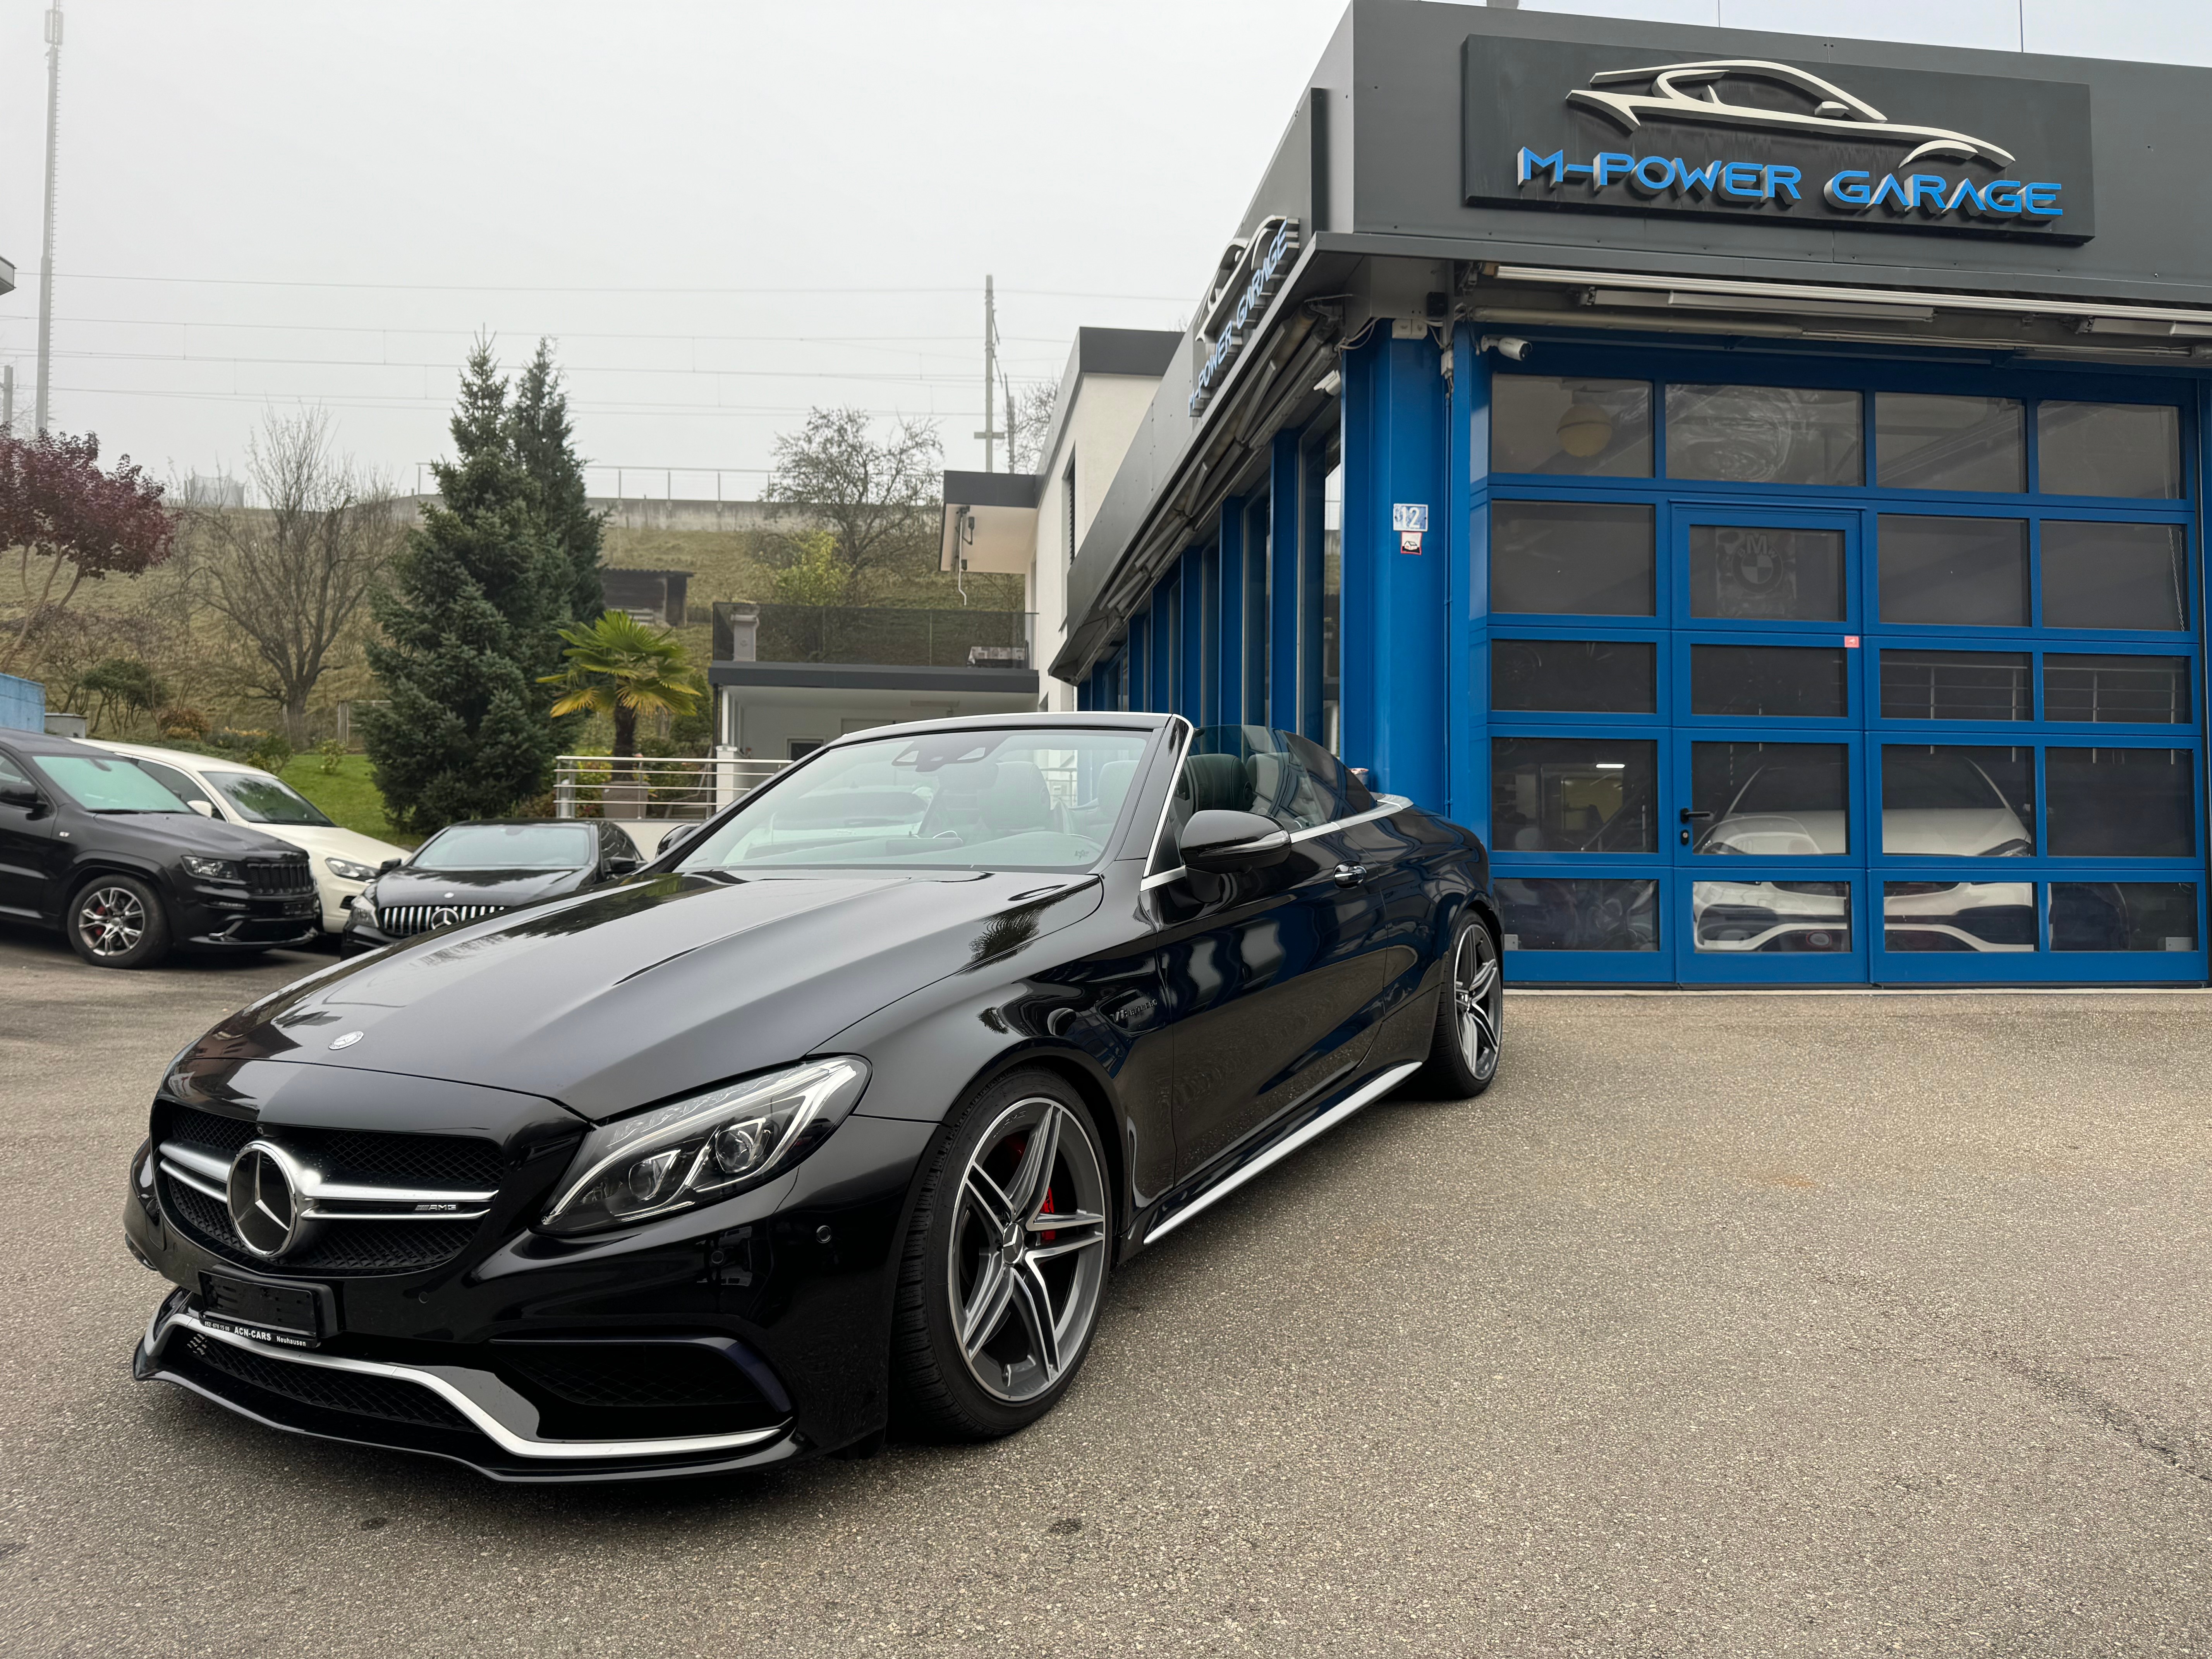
top-left (90, 741), bottom-right (407, 937)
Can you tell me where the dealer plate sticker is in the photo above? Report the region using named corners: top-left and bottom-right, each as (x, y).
top-left (1391, 503), bottom-right (1430, 533)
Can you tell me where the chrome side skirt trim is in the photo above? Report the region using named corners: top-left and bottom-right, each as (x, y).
top-left (153, 1308), bottom-right (790, 1461)
top-left (1144, 1060), bottom-right (1422, 1243)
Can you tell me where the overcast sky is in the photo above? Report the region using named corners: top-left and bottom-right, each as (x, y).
top-left (0, 0), bottom-right (2205, 501)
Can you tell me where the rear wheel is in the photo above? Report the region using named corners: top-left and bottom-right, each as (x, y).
top-left (67, 875), bottom-right (172, 970)
top-left (891, 1070), bottom-right (1111, 1440)
top-left (1421, 914), bottom-right (1501, 1097)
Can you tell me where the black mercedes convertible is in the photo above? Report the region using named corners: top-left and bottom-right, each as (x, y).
top-left (126, 714), bottom-right (1502, 1480)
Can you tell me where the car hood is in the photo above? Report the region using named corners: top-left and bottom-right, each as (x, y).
top-left (179, 868), bottom-right (1105, 1121)
top-left (369, 866), bottom-right (596, 908)
top-left (91, 810), bottom-right (302, 859)
top-left (245, 823), bottom-right (408, 868)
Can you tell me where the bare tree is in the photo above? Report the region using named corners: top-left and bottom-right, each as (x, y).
top-left (195, 409), bottom-right (403, 744)
top-left (1006, 378), bottom-right (1061, 475)
top-left (764, 407), bottom-right (942, 601)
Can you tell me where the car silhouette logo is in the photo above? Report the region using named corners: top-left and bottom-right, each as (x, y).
top-left (1568, 59), bottom-right (2015, 168)
top-left (329, 1030), bottom-right (363, 1050)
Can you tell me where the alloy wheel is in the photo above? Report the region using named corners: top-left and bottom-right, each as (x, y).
top-left (1453, 924), bottom-right (1502, 1083)
top-left (948, 1096), bottom-right (1108, 1405)
top-left (77, 885), bottom-right (148, 958)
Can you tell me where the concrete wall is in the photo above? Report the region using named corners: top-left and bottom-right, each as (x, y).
top-left (1029, 375), bottom-right (1170, 711)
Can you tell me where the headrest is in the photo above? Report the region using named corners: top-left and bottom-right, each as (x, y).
top-left (1094, 760), bottom-right (1136, 820)
top-left (1183, 752), bottom-right (1249, 813)
top-left (981, 761), bottom-right (1054, 835)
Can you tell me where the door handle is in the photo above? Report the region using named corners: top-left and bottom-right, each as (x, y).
top-left (1332, 863), bottom-right (1369, 886)
top-left (1678, 809), bottom-right (1712, 823)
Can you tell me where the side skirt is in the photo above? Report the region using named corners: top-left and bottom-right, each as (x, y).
top-left (1141, 1060), bottom-right (1423, 1245)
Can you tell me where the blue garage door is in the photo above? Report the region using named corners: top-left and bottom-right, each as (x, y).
top-left (1479, 364), bottom-right (2206, 985)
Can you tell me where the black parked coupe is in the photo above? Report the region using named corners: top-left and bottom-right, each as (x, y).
top-left (127, 715), bottom-right (1501, 1480)
top-left (340, 818), bottom-right (643, 953)
top-left (0, 731), bottom-right (319, 968)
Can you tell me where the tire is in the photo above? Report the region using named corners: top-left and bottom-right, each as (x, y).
top-left (67, 874), bottom-right (173, 970)
top-left (1420, 912), bottom-right (1502, 1097)
top-left (891, 1069), bottom-right (1112, 1441)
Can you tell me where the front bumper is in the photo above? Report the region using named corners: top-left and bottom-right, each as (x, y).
top-left (173, 888), bottom-right (321, 950)
top-left (125, 1099), bottom-right (935, 1482)
top-left (136, 1294), bottom-right (803, 1482)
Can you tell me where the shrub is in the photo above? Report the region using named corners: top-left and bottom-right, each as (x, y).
top-left (156, 704), bottom-right (210, 742)
top-left (248, 733), bottom-right (295, 775)
top-left (317, 738), bottom-right (347, 775)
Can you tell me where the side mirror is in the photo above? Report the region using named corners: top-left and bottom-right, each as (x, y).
top-left (1180, 809), bottom-right (1291, 875)
top-left (0, 782), bottom-right (39, 810)
top-left (377, 857), bottom-right (404, 874)
top-left (604, 853), bottom-right (642, 877)
top-left (656, 822), bottom-right (699, 857)
top-left (186, 799), bottom-right (215, 818)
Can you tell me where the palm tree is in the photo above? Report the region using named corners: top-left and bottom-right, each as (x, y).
top-left (539, 610), bottom-right (705, 770)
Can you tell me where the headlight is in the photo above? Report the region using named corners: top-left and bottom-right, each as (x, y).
top-left (349, 897), bottom-right (378, 926)
top-left (539, 1057), bottom-right (870, 1236)
top-left (325, 856), bottom-right (378, 882)
top-left (180, 855), bottom-right (241, 882)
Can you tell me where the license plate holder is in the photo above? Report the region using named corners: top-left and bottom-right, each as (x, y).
top-left (198, 1273), bottom-right (331, 1348)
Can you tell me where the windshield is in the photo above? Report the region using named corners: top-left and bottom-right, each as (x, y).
top-left (412, 823), bottom-right (595, 871)
top-left (677, 727), bottom-right (1151, 874)
top-left (31, 755), bottom-right (192, 813)
top-left (204, 769), bottom-right (334, 827)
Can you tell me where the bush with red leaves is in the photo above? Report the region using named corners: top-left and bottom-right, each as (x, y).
top-left (0, 429), bottom-right (178, 675)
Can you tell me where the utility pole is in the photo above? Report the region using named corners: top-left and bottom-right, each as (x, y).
top-left (35, 0), bottom-right (64, 434)
top-left (2, 366), bottom-right (13, 436)
top-left (974, 275), bottom-right (1000, 472)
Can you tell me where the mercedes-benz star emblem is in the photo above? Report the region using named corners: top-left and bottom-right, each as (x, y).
top-left (429, 906), bottom-right (461, 928)
top-left (329, 1030), bottom-right (363, 1050)
top-left (226, 1141), bottom-right (308, 1259)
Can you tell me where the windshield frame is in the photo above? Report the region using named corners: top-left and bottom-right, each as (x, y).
top-left (202, 768), bottom-right (336, 828)
top-left (672, 721), bottom-right (1168, 878)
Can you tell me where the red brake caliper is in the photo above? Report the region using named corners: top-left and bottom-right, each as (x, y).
top-left (1037, 1182), bottom-right (1057, 1244)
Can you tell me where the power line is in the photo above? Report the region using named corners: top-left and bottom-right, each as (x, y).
top-left (34, 348), bottom-right (1005, 384)
top-left (48, 270), bottom-right (1191, 302)
top-left (0, 314), bottom-right (1084, 350)
top-left (44, 384), bottom-right (960, 418)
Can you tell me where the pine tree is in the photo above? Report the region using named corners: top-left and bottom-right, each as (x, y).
top-left (361, 343), bottom-right (572, 833)
top-left (510, 339), bottom-right (606, 623)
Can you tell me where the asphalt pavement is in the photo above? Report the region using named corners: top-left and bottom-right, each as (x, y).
top-left (3, 925), bottom-right (2211, 1656)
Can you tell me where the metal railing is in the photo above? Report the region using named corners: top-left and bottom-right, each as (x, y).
top-left (552, 752), bottom-right (785, 822)
top-left (714, 602), bottom-right (1034, 670)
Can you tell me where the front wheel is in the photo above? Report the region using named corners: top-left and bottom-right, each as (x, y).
top-left (67, 874), bottom-right (173, 969)
top-left (891, 1070), bottom-right (1112, 1440)
top-left (1421, 914), bottom-right (1501, 1097)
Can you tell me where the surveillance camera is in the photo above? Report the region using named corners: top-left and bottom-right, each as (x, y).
top-left (1479, 335), bottom-right (1530, 361)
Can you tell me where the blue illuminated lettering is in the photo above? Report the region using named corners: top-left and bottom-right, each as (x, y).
top-left (1631, 155), bottom-right (1675, 194)
top-left (1907, 175), bottom-right (1949, 212)
top-left (1673, 159), bottom-right (1723, 197)
top-left (1516, 147), bottom-right (1565, 187)
top-left (1720, 161), bottom-right (1764, 199)
top-left (1944, 177), bottom-right (1990, 214)
top-left (1593, 152), bottom-right (1636, 188)
top-left (1824, 170), bottom-right (1873, 209)
top-left (1871, 173), bottom-right (1912, 211)
top-left (1763, 165), bottom-right (1803, 202)
top-left (1983, 180), bottom-right (2024, 215)
top-left (2022, 182), bottom-right (2063, 217)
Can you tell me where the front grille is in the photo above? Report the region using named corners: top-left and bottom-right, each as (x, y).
top-left (376, 904), bottom-right (508, 939)
top-left (167, 1106), bottom-right (503, 1189)
top-left (244, 857), bottom-right (315, 897)
top-left (163, 1178), bottom-right (481, 1271)
top-left (159, 1105), bottom-right (502, 1274)
top-left (179, 1333), bottom-right (472, 1430)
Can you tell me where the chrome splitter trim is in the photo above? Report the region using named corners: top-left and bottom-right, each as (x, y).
top-left (148, 1307), bottom-right (791, 1462)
